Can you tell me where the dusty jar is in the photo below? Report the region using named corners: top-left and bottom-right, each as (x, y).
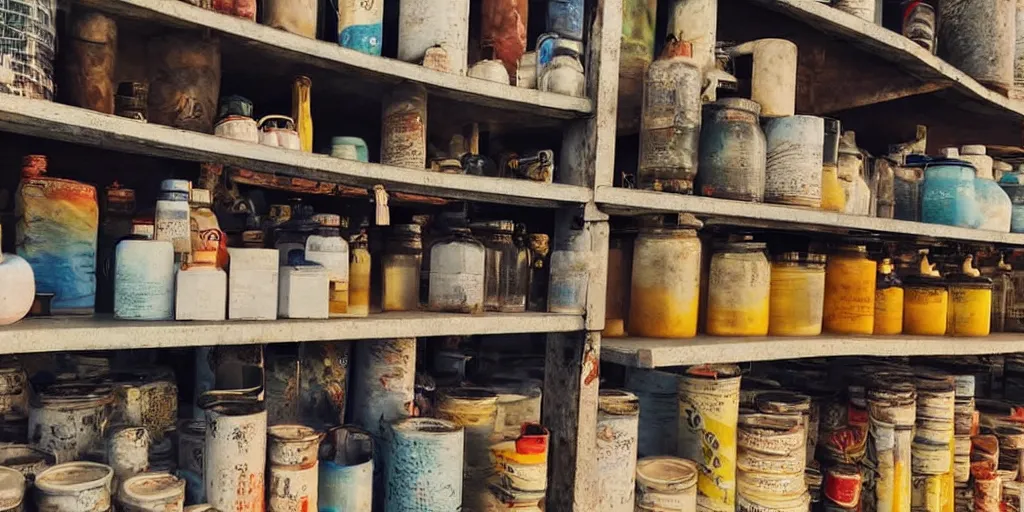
top-left (874, 258), bottom-right (904, 335)
top-left (946, 274), bottom-right (993, 337)
top-left (34, 462), bottom-right (113, 512)
top-left (629, 216), bottom-right (702, 338)
top-left (706, 239), bottom-right (770, 336)
top-left (903, 273), bottom-right (949, 336)
top-left (821, 118), bottom-right (846, 212)
top-left (118, 472), bottom-right (186, 512)
top-left (822, 245), bottom-right (876, 335)
top-left (383, 224), bottom-right (423, 312)
top-left (429, 220), bottom-right (486, 314)
top-left (29, 383), bottom-right (113, 462)
top-left (381, 83), bottom-right (428, 170)
top-left (472, 220), bottom-right (526, 313)
top-left (304, 214), bottom-right (350, 316)
top-left (697, 98), bottom-right (767, 202)
top-left (769, 251), bottom-right (826, 336)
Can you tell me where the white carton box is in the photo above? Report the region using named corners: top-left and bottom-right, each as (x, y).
top-left (228, 248), bottom-right (279, 320)
top-left (279, 264), bottom-right (330, 319)
top-left (175, 268), bottom-right (227, 321)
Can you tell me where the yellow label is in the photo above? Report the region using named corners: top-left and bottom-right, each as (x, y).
top-left (874, 287), bottom-right (904, 335)
top-left (680, 376), bottom-right (740, 512)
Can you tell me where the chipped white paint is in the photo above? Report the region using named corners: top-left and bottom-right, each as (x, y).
top-left (174, 269), bottom-right (227, 321)
top-left (106, 426), bottom-right (151, 485)
top-left (596, 390), bottom-right (640, 512)
top-left (267, 425), bottom-right (323, 512)
top-left (118, 472), bottom-right (186, 512)
top-left (227, 248), bottom-right (279, 320)
top-left (29, 384), bottom-right (114, 463)
top-left (202, 398), bottom-right (266, 512)
top-left (397, 0), bottom-right (470, 75)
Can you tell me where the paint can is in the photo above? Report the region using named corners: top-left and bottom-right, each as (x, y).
top-left (635, 456), bottom-right (698, 512)
top-left (384, 418), bottom-right (464, 511)
top-left (626, 367), bottom-right (680, 457)
top-left (597, 389), bottom-right (640, 512)
top-left (106, 426), bottom-right (151, 487)
top-left (825, 463), bottom-right (862, 509)
top-left (0, 444), bottom-right (54, 482)
top-left (148, 435), bottom-right (174, 473)
top-left (338, 0), bottom-right (383, 55)
top-left (0, 466), bottom-right (23, 512)
top-left (491, 423), bottom-right (549, 497)
top-left (397, 0), bottom-right (470, 74)
top-left (938, 0), bottom-right (1015, 93)
top-left (436, 388), bottom-right (498, 509)
top-left (723, 39), bottom-right (797, 117)
top-left (678, 364), bottom-right (742, 512)
top-left (763, 115), bottom-right (825, 208)
top-left (29, 383), bottom-right (113, 462)
top-left (34, 462), bottom-right (114, 512)
top-left (319, 426), bottom-right (373, 512)
top-left (350, 339), bottom-right (416, 438)
top-left (491, 385), bottom-right (542, 441)
top-left (902, 0), bottom-right (936, 51)
top-left (118, 472), bottom-right (185, 512)
top-left (267, 425), bottom-right (324, 512)
top-left (200, 394), bottom-right (266, 512)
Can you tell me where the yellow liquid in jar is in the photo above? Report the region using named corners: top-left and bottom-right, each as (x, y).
top-left (768, 263), bottom-right (824, 336)
top-left (629, 287), bottom-right (699, 338)
top-left (348, 248), bottom-right (371, 317)
top-left (383, 254), bottom-right (420, 312)
top-left (947, 287), bottom-right (992, 337)
top-left (706, 253), bottom-right (770, 336)
top-left (823, 253), bottom-right (876, 334)
top-left (821, 164), bottom-right (846, 212)
top-left (328, 280), bottom-right (350, 316)
top-left (903, 287), bottom-right (948, 335)
top-left (874, 287), bottom-right (904, 335)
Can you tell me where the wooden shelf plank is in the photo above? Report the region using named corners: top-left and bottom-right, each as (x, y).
top-left (0, 312), bottom-right (583, 354)
top-left (0, 94), bottom-right (592, 208)
top-left (595, 187), bottom-right (1024, 245)
top-left (75, 0), bottom-right (591, 120)
top-left (602, 334), bottom-right (1024, 368)
top-left (746, 0), bottom-right (1024, 120)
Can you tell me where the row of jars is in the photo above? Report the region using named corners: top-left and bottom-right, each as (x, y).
top-left (605, 215), bottom-right (1006, 339)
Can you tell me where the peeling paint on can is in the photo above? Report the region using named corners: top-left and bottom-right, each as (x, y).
top-left (319, 425), bottom-right (373, 512)
top-left (597, 390), bottom-right (640, 512)
top-left (626, 368), bottom-right (681, 457)
top-left (436, 388), bottom-right (498, 509)
top-left (299, 341), bottom-right (351, 430)
top-left (118, 472), bottom-right (185, 512)
top-left (200, 395), bottom-right (265, 512)
top-left (34, 462), bottom-right (113, 512)
top-left (938, 0), bottom-right (1015, 93)
top-left (350, 339), bottom-right (416, 439)
top-left (29, 383), bottom-right (113, 463)
top-left (397, 0), bottom-right (470, 75)
top-left (763, 115), bottom-right (824, 208)
top-left (268, 425), bottom-right (324, 512)
top-left (384, 418), bottom-right (464, 511)
top-left (106, 426), bottom-right (151, 487)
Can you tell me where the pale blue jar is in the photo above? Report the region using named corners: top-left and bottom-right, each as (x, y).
top-left (330, 136), bottom-right (369, 163)
top-left (999, 168), bottom-right (1024, 233)
top-left (912, 156), bottom-right (982, 228)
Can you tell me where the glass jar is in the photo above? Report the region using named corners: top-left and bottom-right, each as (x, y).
top-left (873, 158), bottom-right (896, 219)
top-left (706, 239), bottom-right (770, 336)
top-left (154, 179), bottom-right (191, 261)
top-left (603, 228), bottom-right (635, 337)
top-left (348, 229), bottom-right (371, 317)
top-left (381, 82), bottom-right (427, 170)
top-left (696, 98), bottom-right (767, 202)
top-left (998, 166), bottom-right (1024, 233)
top-left (429, 220), bottom-right (486, 313)
top-left (903, 268), bottom-right (948, 336)
top-left (961, 145), bottom-right (1012, 233)
top-left (874, 258), bottom-right (904, 335)
top-left (471, 220), bottom-right (524, 313)
top-left (548, 227), bottom-right (589, 315)
top-left (383, 224), bottom-right (423, 312)
top-left (917, 157), bottom-right (981, 228)
top-left (837, 131), bottom-right (872, 216)
top-left (823, 245), bottom-right (876, 335)
top-left (769, 251), bottom-right (826, 336)
top-left (304, 214), bottom-right (350, 316)
top-left (947, 263), bottom-right (993, 337)
top-left (527, 234), bottom-right (550, 312)
top-left (511, 224), bottom-right (531, 313)
top-left (821, 118), bottom-right (846, 212)
top-left (629, 216), bottom-right (702, 338)
top-left (986, 257), bottom-right (1013, 332)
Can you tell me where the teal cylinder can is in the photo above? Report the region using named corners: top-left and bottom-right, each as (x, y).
top-left (338, 0), bottom-right (383, 55)
top-left (384, 418), bottom-right (463, 511)
top-left (319, 426), bottom-right (374, 512)
top-left (912, 155), bottom-right (982, 228)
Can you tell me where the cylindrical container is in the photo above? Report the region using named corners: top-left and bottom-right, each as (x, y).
top-left (635, 456), bottom-right (698, 511)
top-left (769, 251), bottom-right (826, 336)
top-left (383, 224), bottom-right (422, 312)
top-left (626, 369), bottom-right (680, 459)
top-left (115, 81), bottom-right (149, 121)
top-left (34, 462), bottom-right (113, 512)
top-left (147, 35), bottom-right (221, 133)
top-left (947, 274), bottom-right (993, 337)
top-left (0, 466), bottom-right (24, 512)
top-left (917, 158), bottom-right (982, 228)
top-left (489, 426), bottom-right (549, 507)
top-left (706, 240), bottom-right (770, 336)
top-left (638, 39), bottom-right (702, 194)
top-left (597, 390), bottom-right (640, 512)
top-left (668, 0), bottom-right (717, 76)
top-left (330, 136), bottom-right (369, 161)
top-left (679, 364), bottom-right (742, 512)
top-left (938, 0), bottom-right (1014, 93)
top-left (874, 258), bottom-right (904, 335)
top-left (29, 383), bottom-right (113, 462)
top-left (437, 388), bottom-right (498, 509)
top-left (381, 83), bottom-right (428, 170)
top-left (263, 0), bottom-right (317, 38)
top-left (548, 225), bottom-right (590, 315)
top-left (763, 115), bottom-right (824, 207)
top-left (268, 425), bottom-right (323, 512)
top-left (350, 339), bottom-right (416, 439)
top-left (304, 214), bottom-right (350, 316)
top-left (338, 0), bottom-right (383, 55)
top-left (904, 274), bottom-right (949, 336)
top-left (618, 0), bottom-right (658, 132)
top-left (825, 463), bottom-right (863, 509)
top-left (106, 426), bottom-right (151, 485)
top-left (903, 1), bottom-right (936, 51)
top-left (724, 39), bottom-right (797, 118)
top-left (481, 0), bottom-right (528, 80)
top-left (823, 245), bottom-right (876, 335)
top-left (319, 426), bottom-right (373, 512)
top-left (629, 216), bottom-right (702, 338)
top-left (547, 0), bottom-right (584, 39)
top-left (697, 98), bottom-right (767, 202)
top-left (385, 418), bottom-right (464, 511)
top-left (64, 11), bottom-right (116, 114)
top-left (471, 220), bottom-right (525, 312)
top-left (837, 131), bottom-right (872, 216)
top-left (961, 145), bottom-right (1013, 232)
top-left (119, 472), bottom-right (186, 512)
top-left (0, 0), bottom-right (55, 99)
top-left (348, 230), bottom-right (371, 317)
top-left (154, 179), bottom-right (192, 260)
top-left (999, 168), bottom-right (1024, 233)
top-left (201, 396), bottom-right (266, 512)
top-left (113, 237), bottom-right (175, 320)
top-left (292, 76), bottom-right (313, 152)
top-left (528, 234), bottom-right (550, 312)
top-left (398, 0), bottom-right (470, 74)
top-left (213, 115), bottom-right (258, 143)
top-left (429, 220), bottom-right (486, 313)
top-left (603, 228), bottom-right (634, 337)
top-left (821, 118), bottom-right (846, 212)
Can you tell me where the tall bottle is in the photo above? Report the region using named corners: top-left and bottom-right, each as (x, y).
top-left (154, 179), bottom-right (192, 263)
top-left (349, 227), bottom-right (371, 317)
top-left (292, 76), bottom-right (313, 152)
top-left (304, 214), bottom-right (350, 317)
top-left (15, 155), bottom-right (99, 315)
top-left (821, 119), bottom-right (846, 212)
top-left (823, 244), bottom-right (876, 334)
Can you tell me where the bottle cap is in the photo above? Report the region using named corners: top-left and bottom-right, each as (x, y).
top-left (161, 179), bottom-right (191, 194)
top-left (311, 213), bottom-right (341, 228)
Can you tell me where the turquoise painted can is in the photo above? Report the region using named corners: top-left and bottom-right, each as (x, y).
top-left (319, 426), bottom-right (374, 512)
top-left (998, 168), bottom-right (1024, 233)
top-left (385, 418), bottom-right (463, 512)
top-left (338, 0), bottom-right (383, 55)
top-left (960, 145), bottom-right (1012, 232)
top-left (547, 0), bottom-right (584, 40)
top-left (911, 156), bottom-right (982, 228)
top-left (330, 136), bottom-right (369, 162)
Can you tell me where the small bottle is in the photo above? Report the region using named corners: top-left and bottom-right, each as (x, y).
top-left (155, 179), bottom-right (192, 262)
top-left (471, 220), bottom-right (525, 313)
top-left (348, 227), bottom-right (371, 317)
top-left (429, 215), bottom-right (486, 313)
top-left (874, 257), bottom-right (904, 335)
top-left (821, 118), bottom-right (846, 212)
top-left (188, 188), bottom-right (223, 269)
top-left (527, 234), bottom-right (550, 312)
top-left (304, 214), bottom-right (350, 317)
top-left (383, 224), bottom-right (423, 312)
top-left (292, 76), bottom-right (313, 152)
top-left (986, 254), bottom-right (1013, 332)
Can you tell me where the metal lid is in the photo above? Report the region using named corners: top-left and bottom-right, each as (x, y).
top-left (311, 213), bottom-right (342, 228)
top-left (190, 188), bottom-right (212, 205)
top-left (598, 390), bottom-right (639, 416)
top-left (120, 473), bottom-right (185, 504)
top-left (470, 220), bottom-right (515, 234)
top-left (636, 456), bottom-right (698, 492)
top-left (713, 97), bottom-right (761, 115)
top-left (775, 251), bottom-right (826, 264)
top-left (35, 462), bottom-right (113, 494)
top-left (160, 179), bottom-right (191, 194)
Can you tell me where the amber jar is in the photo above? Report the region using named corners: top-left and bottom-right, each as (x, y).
top-left (874, 258), bottom-right (904, 335)
top-left (903, 274), bottom-right (948, 336)
top-left (769, 251), bottom-right (826, 336)
top-left (383, 224), bottom-right (423, 312)
top-left (604, 228), bottom-right (635, 337)
top-left (822, 245), bottom-right (876, 335)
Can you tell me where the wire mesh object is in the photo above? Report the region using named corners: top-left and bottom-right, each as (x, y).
top-left (0, 0), bottom-right (56, 99)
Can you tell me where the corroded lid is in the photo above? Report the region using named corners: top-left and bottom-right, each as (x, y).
top-left (35, 462), bottom-right (113, 494)
top-left (636, 456), bottom-right (698, 492)
top-left (961, 144), bottom-right (987, 156)
top-left (120, 472), bottom-right (185, 504)
top-left (713, 97), bottom-right (761, 116)
top-left (597, 389), bottom-right (639, 416)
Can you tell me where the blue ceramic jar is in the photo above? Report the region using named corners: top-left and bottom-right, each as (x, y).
top-left (912, 156), bottom-right (982, 228)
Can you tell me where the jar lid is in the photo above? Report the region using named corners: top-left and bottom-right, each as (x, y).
top-left (717, 238), bottom-right (766, 252)
top-left (391, 224), bottom-right (422, 236)
top-left (635, 456), bottom-right (698, 492)
top-left (961, 145), bottom-right (987, 156)
top-left (470, 220), bottom-right (515, 234)
top-left (190, 188), bottom-right (212, 205)
top-left (947, 273), bottom-right (993, 288)
top-left (160, 179), bottom-right (191, 194)
top-left (121, 473), bottom-right (185, 504)
top-left (712, 97), bottom-right (761, 116)
top-left (775, 251), bottom-right (826, 264)
top-left (597, 390), bottom-right (639, 416)
top-left (311, 213), bottom-right (341, 228)
top-left (686, 363), bottom-right (742, 379)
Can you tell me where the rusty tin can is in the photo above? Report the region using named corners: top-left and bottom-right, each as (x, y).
top-left (34, 462), bottom-right (114, 512)
top-left (267, 425), bottom-right (324, 512)
top-left (201, 395), bottom-right (266, 512)
top-left (29, 383), bottom-right (114, 463)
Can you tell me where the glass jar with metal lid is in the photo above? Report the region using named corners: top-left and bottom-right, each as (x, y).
top-left (823, 245), bottom-right (877, 335)
top-left (471, 220), bottom-right (524, 313)
top-left (696, 98), bottom-right (767, 202)
top-left (769, 251), bottom-right (826, 336)
top-left (383, 224), bottom-right (423, 312)
top-left (706, 237), bottom-right (770, 336)
top-left (629, 214), bottom-right (703, 338)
